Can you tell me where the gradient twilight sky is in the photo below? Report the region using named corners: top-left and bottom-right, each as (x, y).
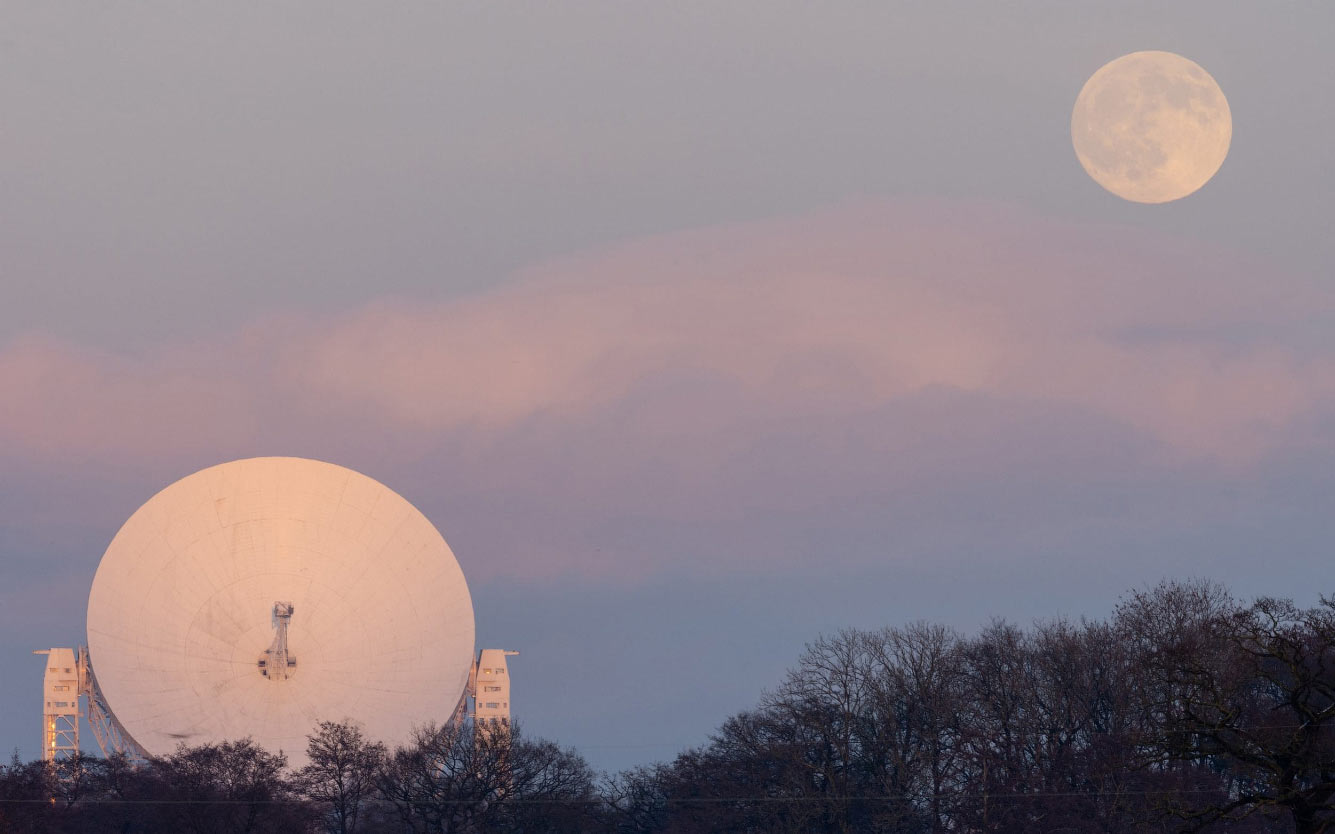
top-left (3, 3), bottom-right (1334, 771)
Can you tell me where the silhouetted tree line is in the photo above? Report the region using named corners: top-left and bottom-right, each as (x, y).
top-left (0, 719), bottom-right (599, 834)
top-left (2, 581), bottom-right (1333, 833)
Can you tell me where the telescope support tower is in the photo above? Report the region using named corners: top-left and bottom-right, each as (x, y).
top-left (470, 649), bottom-right (519, 727)
top-left (34, 647), bottom-right (147, 762)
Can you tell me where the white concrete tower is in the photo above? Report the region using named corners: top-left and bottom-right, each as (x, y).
top-left (34, 648), bottom-right (80, 760)
top-left (471, 649), bottom-right (519, 726)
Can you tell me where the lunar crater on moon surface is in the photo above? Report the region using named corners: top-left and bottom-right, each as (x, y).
top-left (1072, 50), bottom-right (1231, 204)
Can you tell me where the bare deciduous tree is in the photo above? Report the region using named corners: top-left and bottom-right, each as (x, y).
top-left (298, 720), bottom-right (387, 834)
top-left (1122, 583), bottom-right (1335, 833)
top-left (142, 738), bottom-right (313, 834)
top-left (375, 720), bottom-right (598, 834)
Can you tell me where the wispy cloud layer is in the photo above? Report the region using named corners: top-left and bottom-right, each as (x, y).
top-left (4, 201), bottom-right (1333, 580)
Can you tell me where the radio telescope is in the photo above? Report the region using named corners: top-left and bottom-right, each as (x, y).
top-left (37, 457), bottom-right (514, 766)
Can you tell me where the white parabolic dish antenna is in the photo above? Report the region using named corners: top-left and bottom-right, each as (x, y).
top-left (86, 457), bottom-right (475, 764)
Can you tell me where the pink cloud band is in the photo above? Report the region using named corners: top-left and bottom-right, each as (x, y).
top-left (4, 201), bottom-right (1324, 466)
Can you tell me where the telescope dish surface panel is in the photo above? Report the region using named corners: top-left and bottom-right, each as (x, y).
top-left (86, 457), bottom-right (475, 763)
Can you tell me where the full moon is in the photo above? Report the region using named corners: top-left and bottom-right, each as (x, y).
top-left (1071, 51), bottom-right (1231, 204)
